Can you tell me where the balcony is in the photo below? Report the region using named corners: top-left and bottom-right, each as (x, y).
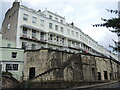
top-left (48, 40), bottom-right (65, 47)
top-left (68, 45), bottom-right (81, 51)
top-left (21, 34), bottom-right (27, 38)
top-left (40, 38), bottom-right (47, 42)
top-left (32, 36), bottom-right (37, 40)
top-left (20, 34), bottom-right (47, 44)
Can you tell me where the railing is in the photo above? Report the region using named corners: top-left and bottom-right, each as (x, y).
top-left (48, 40), bottom-right (65, 47)
top-left (40, 38), bottom-right (46, 42)
top-left (21, 34), bottom-right (27, 38)
top-left (32, 36), bottom-right (37, 40)
top-left (20, 34), bottom-right (47, 44)
top-left (20, 35), bottom-right (101, 55)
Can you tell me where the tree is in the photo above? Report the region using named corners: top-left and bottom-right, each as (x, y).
top-left (93, 9), bottom-right (120, 53)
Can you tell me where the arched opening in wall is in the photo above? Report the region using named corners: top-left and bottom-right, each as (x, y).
top-left (64, 66), bottom-right (74, 81)
top-left (91, 68), bottom-right (95, 80)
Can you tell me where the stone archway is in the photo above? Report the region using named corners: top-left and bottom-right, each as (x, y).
top-left (64, 66), bottom-right (74, 81)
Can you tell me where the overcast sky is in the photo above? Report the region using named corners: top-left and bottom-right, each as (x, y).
top-left (0, 0), bottom-right (120, 51)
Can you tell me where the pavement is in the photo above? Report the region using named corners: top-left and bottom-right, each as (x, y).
top-left (62, 80), bottom-right (119, 90)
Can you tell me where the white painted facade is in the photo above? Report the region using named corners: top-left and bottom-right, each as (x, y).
top-left (0, 33), bottom-right (2, 47)
top-left (0, 32), bottom-right (24, 80)
top-left (2, 2), bottom-right (118, 60)
top-left (0, 39), bottom-right (24, 80)
top-left (15, 5), bottom-right (117, 60)
top-left (1, 47), bottom-right (24, 80)
top-left (0, 33), bottom-right (2, 59)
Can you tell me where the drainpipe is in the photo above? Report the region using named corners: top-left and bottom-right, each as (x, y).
top-left (94, 55), bottom-right (97, 81)
top-left (109, 56), bottom-right (114, 80)
top-left (80, 54), bottom-right (87, 81)
top-left (78, 54), bottom-right (83, 81)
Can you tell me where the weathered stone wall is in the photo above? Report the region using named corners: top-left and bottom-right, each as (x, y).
top-left (24, 50), bottom-right (50, 80)
top-left (81, 55), bottom-right (97, 81)
top-left (111, 60), bottom-right (118, 80)
top-left (118, 64), bottom-right (120, 79)
top-left (24, 49), bottom-right (120, 82)
top-left (63, 54), bottom-right (82, 81)
top-left (96, 57), bottom-right (112, 80)
top-left (24, 49), bottom-right (83, 81)
top-left (2, 75), bottom-right (19, 88)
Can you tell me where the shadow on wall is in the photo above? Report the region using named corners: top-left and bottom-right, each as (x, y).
top-left (2, 72), bottom-right (19, 88)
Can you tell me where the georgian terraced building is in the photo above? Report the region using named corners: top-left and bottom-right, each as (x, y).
top-left (1, 1), bottom-right (118, 60)
top-left (0, 33), bottom-right (24, 80)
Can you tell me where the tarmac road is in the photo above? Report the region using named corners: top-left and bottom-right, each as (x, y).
top-left (62, 80), bottom-right (120, 90)
top-left (88, 81), bottom-right (120, 90)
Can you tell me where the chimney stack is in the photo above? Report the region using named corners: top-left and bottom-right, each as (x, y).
top-left (13, 0), bottom-right (20, 7)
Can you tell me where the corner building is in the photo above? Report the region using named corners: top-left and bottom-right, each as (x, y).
top-left (2, 1), bottom-right (117, 60)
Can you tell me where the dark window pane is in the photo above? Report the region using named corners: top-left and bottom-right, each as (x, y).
top-left (12, 52), bottom-right (17, 58)
top-left (6, 64), bottom-right (12, 71)
top-left (13, 64), bottom-right (18, 70)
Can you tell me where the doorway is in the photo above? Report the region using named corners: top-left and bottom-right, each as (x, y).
top-left (97, 72), bottom-right (101, 80)
top-left (104, 71), bottom-right (108, 80)
top-left (29, 67), bottom-right (35, 79)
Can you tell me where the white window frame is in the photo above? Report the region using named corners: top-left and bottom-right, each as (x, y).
top-left (40, 32), bottom-right (44, 40)
top-left (60, 19), bottom-right (63, 23)
top-left (32, 30), bottom-right (36, 38)
top-left (23, 13), bottom-right (28, 21)
top-left (32, 16), bottom-right (37, 24)
top-left (22, 42), bottom-right (27, 49)
top-left (67, 29), bottom-right (70, 34)
top-left (72, 31), bottom-right (74, 36)
top-left (7, 44), bottom-right (11, 47)
top-left (49, 15), bottom-right (52, 19)
top-left (32, 44), bottom-right (36, 50)
top-left (6, 64), bottom-right (19, 71)
top-left (55, 17), bottom-right (58, 21)
top-left (61, 27), bottom-right (64, 33)
top-left (50, 34), bottom-right (52, 40)
top-left (76, 32), bottom-right (78, 37)
top-left (55, 25), bottom-right (58, 31)
top-left (49, 23), bottom-right (52, 29)
top-left (7, 23), bottom-right (10, 30)
top-left (23, 27), bottom-right (27, 36)
top-left (40, 19), bottom-right (44, 26)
